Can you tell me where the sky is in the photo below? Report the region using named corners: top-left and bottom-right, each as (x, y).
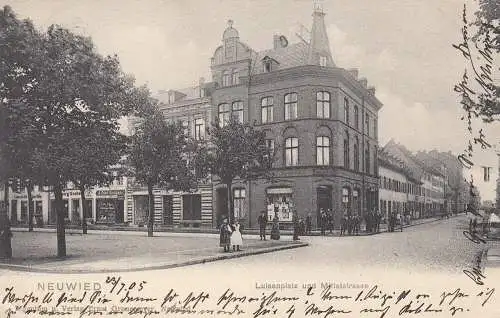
top-left (5, 0), bottom-right (499, 201)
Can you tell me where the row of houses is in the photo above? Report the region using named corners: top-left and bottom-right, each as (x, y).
top-left (0, 6), bottom-right (473, 229)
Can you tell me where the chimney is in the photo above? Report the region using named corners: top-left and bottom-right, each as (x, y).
top-left (359, 78), bottom-right (368, 88)
top-left (273, 34), bottom-right (281, 49)
top-left (348, 68), bottom-right (359, 79)
top-left (368, 86), bottom-right (376, 95)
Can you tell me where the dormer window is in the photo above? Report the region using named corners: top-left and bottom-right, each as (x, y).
top-left (319, 55), bottom-right (327, 67)
top-left (264, 60), bottom-right (272, 73)
top-left (168, 93), bottom-right (175, 104)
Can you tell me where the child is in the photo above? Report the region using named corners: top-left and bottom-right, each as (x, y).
top-left (231, 221), bottom-right (243, 251)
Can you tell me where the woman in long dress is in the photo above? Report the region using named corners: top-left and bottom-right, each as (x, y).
top-left (219, 219), bottom-right (232, 252)
top-left (270, 216), bottom-right (280, 240)
top-left (231, 221), bottom-right (243, 251)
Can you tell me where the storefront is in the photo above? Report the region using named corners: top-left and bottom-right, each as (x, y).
top-left (95, 190), bottom-right (125, 224)
top-left (266, 187), bottom-right (294, 223)
top-left (133, 195), bottom-right (149, 225)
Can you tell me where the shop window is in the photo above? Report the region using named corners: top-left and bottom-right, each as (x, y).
top-left (284, 93), bottom-right (298, 120)
top-left (316, 91), bottom-right (330, 118)
top-left (266, 188), bottom-right (293, 222)
top-left (233, 188), bottom-right (246, 220)
top-left (183, 194), bottom-right (201, 220)
top-left (21, 201), bottom-right (28, 223)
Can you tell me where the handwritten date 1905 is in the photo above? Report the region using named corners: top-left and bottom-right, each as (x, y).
top-left (105, 276), bottom-right (146, 296)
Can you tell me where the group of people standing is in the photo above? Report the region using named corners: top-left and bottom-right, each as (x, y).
top-left (387, 211), bottom-right (404, 232)
top-left (340, 214), bottom-right (361, 235)
top-left (219, 219), bottom-right (243, 252)
top-left (257, 211), bottom-right (280, 241)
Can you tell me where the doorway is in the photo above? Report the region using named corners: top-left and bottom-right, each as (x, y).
top-left (316, 186), bottom-right (332, 227)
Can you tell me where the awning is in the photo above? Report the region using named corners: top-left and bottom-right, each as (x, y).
top-left (266, 188), bottom-right (293, 194)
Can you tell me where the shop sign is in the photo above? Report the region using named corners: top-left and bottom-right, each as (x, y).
top-left (13, 194), bottom-right (42, 199)
top-left (96, 190), bottom-right (125, 199)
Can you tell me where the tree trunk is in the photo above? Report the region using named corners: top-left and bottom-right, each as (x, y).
top-left (226, 182), bottom-right (232, 224)
top-left (54, 182), bottom-right (66, 257)
top-left (27, 182), bottom-right (33, 232)
top-left (2, 181), bottom-right (8, 220)
top-left (79, 185), bottom-right (87, 235)
top-left (147, 183), bottom-right (154, 237)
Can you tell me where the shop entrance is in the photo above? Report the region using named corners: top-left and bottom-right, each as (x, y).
top-left (316, 186), bottom-right (332, 227)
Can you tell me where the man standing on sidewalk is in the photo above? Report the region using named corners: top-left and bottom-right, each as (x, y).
top-left (258, 211), bottom-right (268, 240)
top-left (305, 213), bottom-right (312, 235)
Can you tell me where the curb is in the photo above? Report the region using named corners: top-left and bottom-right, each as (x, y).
top-left (0, 242), bottom-right (308, 275)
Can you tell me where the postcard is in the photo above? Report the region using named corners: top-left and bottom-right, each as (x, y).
top-left (0, 0), bottom-right (499, 317)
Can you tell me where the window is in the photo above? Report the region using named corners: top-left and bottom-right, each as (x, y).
top-left (261, 97), bottom-right (274, 123)
top-left (265, 139), bottom-right (275, 155)
top-left (182, 194), bottom-right (201, 220)
top-left (182, 120), bottom-right (190, 137)
top-left (319, 56), bottom-right (327, 67)
top-left (365, 112), bottom-right (370, 135)
top-left (316, 91), bottom-right (330, 118)
top-left (222, 70), bottom-right (230, 87)
top-left (316, 136), bottom-right (330, 166)
top-left (374, 118), bottom-right (377, 138)
top-left (233, 188), bottom-right (246, 220)
top-left (285, 137), bottom-right (298, 166)
top-left (194, 118), bottom-right (205, 140)
top-left (168, 93), bottom-right (175, 104)
top-left (365, 143), bottom-right (370, 174)
top-left (354, 136), bottom-right (360, 171)
top-left (218, 103), bottom-right (230, 127)
top-left (232, 101), bottom-right (244, 123)
top-left (344, 97), bottom-right (349, 124)
top-left (284, 93), bottom-right (298, 120)
top-left (342, 187), bottom-right (350, 205)
top-left (354, 105), bottom-right (359, 129)
top-left (264, 60), bottom-right (272, 72)
top-left (231, 69), bottom-right (239, 85)
top-left (343, 131), bottom-right (350, 169)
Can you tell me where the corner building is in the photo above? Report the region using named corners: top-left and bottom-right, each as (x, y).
top-left (203, 8), bottom-right (382, 229)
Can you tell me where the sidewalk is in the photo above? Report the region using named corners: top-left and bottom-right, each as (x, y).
top-left (0, 231), bottom-right (307, 274)
top-left (12, 213), bottom-right (461, 238)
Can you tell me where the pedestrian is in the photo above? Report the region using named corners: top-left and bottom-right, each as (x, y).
top-left (327, 209), bottom-right (334, 234)
top-left (219, 218), bottom-right (232, 252)
top-left (258, 211), bottom-right (268, 240)
top-left (299, 218), bottom-right (305, 235)
top-left (270, 216), bottom-right (280, 240)
top-left (231, 220), bottom-right (243, 251)
top-left (320, 209), bottom-right (327, 235)
top-left (399, 213), bottom-right (403, 232)
top-left (354, 214), bottom-right (360, 235)
top-left (340, 214), bottom-right (347, 236)
top-left (305, 213), bottom-right (312, 235)
top-left (293, 211), bottom-right (300, 241)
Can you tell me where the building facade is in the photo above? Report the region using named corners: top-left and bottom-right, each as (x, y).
top-left (378, 149), bottom-right (423, 221)
top-left (202, 8), bottom-right (382, 229)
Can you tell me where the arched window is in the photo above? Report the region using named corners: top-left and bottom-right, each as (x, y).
top-left (222, 70), bottom-right (230, 87)
top-left (343, 130), bottom-right (350, 169)
top-left (354, 136), bottom-right (359, 171)
top-left (218, 103), bottom-right (230, 127)
top-left (284, 93), bottom-right (298, 120)
top-left (354, 105), bottom-right (359, 129)
top-left (231, 69), bottom-right (239, 85)
top-left (316, 91), bottom-right (330, 118)
top-left (285, 137), bottom-right (298, 166)
top-left (316, 136), bottom-right (330, 166)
